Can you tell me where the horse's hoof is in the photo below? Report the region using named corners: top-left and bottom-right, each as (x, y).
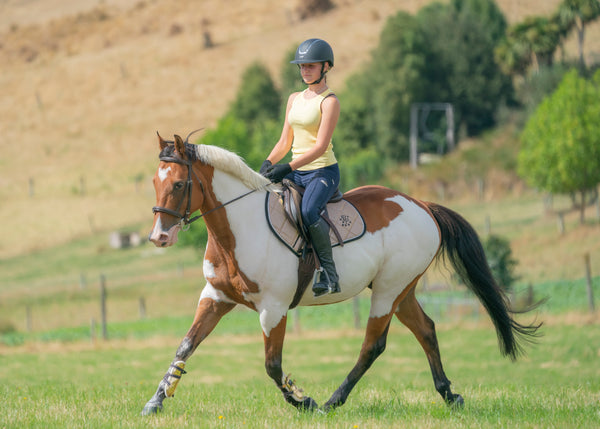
top-left (450, 394), bottom-right (464, 408)
top-left (141, 401), bottom-right (163, 416)
top-left (301, 396), bottom-right (319, 412)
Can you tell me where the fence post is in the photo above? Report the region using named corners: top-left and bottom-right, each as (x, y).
top-left (100, 274), bottom-right (108, 340)
top-left (139, 296), bottom-right (146, 319)
top-left (90, 318), bottom-right (96, 343)
top-left (477, 178), bottom-right (485, 201)
top-left (584, 253), bottom-right (595, 313)
top-left (26, 305), bottom-right (32, 332)
top-left (353, 296), bottom-right (361, 329)
top-left (557, 213), bottom-right (565, 235)
top-left (294, 308), bottom-right (301, 333)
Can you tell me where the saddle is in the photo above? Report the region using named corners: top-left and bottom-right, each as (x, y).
top-left (265, 180), bottom-right (365, 307)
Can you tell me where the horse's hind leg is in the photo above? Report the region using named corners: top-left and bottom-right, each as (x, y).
top-left (322, 309), bottom-right (395, 412)
top-left (395, 289), bottom-right (464, 406)
top-left (141, 296), bottom-right (235, 415)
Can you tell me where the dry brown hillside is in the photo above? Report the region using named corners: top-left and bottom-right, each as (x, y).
top-left (1, 0), bottom-right (597, 258)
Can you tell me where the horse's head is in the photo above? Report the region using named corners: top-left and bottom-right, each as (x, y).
top-left (149, 132), bottom-right (204, 247)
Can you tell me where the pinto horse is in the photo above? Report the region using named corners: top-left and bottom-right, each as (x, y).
top-left (142, 133), bottom-right (540, 415)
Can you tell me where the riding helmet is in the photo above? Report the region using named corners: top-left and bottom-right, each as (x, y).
top-left (290, 38), bottom-right (334, 67)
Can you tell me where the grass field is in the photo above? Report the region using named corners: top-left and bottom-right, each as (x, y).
top-left (1, 320), bottom-right (598, 428)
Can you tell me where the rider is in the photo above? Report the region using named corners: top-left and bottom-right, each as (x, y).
top-left (260, 38), bottom-right (341, 298)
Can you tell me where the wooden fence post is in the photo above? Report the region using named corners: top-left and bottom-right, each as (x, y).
top-left (26, 305), bottom-right (32, 332)
top-left (100, 274), bottom-right (108, 340)
top-left (584, 253), bottom-right (595, 313)
top-left (477, 178), bottom-right (485, 201)
top-left (139, 296), bottom-right (146, 319)
top-left (353, 296), bottom-right (361, 329)
top-left (90, 318), bottom-right (96, 343)
top-left (294, 308), bottom-right (301, 333)
top-left (557, 212), bottom-right (565, 235)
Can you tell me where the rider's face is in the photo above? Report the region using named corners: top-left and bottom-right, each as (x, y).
top-left (299, 62), bottom-right (327, 83)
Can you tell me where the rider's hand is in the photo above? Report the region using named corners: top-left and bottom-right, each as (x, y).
top-left (259, 160), bottom-right (272, 176)
top-left (264, 163), bottom-right (292, 183)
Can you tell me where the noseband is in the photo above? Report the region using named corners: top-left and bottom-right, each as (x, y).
top-left (152, 151), bottom-right (256, 231)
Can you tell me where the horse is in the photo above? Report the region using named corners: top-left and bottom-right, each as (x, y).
top-left (141, 132), bottom-right (541, 415)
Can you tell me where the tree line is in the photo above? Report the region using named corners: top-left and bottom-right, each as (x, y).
top-left (198, 0), bottom-right (599, 193)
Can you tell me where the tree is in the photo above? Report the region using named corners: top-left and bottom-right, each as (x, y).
top-left (518, 69), bottom-right (600, 223)
top-left (557, 0), bottom-right (600, 69)
top-left (483, 235), bottom-right (518, 292)
top-left (494, 34), bottom-right (531, 77)
top-left (368, 11), bottom-right (428, 161)
top-left (496, 16), bottom-right (561, 76)
top-left (417, 0), bottom-right (511, 135)
top-left (228, 61), bottom-right (281, 130)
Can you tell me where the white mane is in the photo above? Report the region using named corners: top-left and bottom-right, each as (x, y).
top-left (194, 144), bottom-right (279, 192)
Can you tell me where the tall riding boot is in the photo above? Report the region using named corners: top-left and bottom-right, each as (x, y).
top-left (308, 218), bottom-right (340, 297)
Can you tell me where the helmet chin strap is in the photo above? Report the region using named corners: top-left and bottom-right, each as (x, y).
top-left (302, 63), bottom-right (328, 85)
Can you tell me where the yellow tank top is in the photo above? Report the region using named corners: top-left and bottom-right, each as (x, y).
top-left (288, 88), bottom-right (337, 171)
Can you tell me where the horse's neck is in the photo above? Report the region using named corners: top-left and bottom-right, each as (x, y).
top-left (207, 170), bottom-right (266, 239)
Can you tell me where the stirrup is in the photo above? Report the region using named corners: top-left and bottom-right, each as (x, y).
top-left (312, 268), bottom-right (340, 297)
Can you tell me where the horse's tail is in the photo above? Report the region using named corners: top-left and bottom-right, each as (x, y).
top-left (425, 201), bottom-right (542, 360)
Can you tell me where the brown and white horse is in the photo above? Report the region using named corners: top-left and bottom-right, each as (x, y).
top-left (142, 133), bottom-right (540, 415)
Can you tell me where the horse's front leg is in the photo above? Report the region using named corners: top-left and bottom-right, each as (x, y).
top-left (141, 295), bottom-right (235, 415)
top-left (263, 313), bottom-right (319, 411)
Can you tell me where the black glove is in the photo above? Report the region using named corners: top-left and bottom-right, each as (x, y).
top-left (259, 159), bottom-right (272, 176)
top-left (264, 163), bottom-right (292, 183)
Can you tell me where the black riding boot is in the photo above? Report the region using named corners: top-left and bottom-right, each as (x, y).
top-left (308, 218), bottom-right (340, 297)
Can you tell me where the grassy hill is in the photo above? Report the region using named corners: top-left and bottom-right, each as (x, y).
top-left (2, 0), bottom-right (599, 258)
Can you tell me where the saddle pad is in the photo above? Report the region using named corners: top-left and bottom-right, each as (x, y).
top-left (265, 192), bottom-right (366, 256)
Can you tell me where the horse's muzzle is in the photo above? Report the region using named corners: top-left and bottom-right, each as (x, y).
top-left (148, 217), bottom-right (180, 247)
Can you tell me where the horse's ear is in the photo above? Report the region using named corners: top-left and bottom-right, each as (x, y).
top-left (157, 131), bottom-right (168, 150)
top-left (174, 134), bottom-right (188, 160)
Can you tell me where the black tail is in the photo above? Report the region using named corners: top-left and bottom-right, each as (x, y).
top-left (426, 202), bottom-right (542, 360)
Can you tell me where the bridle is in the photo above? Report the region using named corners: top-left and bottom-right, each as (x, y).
top-left (151, 136), bottom-right (256, 231)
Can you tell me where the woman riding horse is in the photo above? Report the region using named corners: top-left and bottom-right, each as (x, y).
top-left (261, 38), bottom-right (341, 298)
top-left (142, 132), bottom-right (541, 415)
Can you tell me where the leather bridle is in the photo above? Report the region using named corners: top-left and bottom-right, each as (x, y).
top-left (152, 149), bottom-right (256, 231)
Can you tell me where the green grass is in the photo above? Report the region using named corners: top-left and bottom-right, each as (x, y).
top-left (1, 180), bottom-right (599, 427)
top-left (1, 323), bottom-right (598, 428)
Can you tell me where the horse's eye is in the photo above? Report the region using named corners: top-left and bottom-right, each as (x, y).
top-left (174, 182), bottom-right (185, 191)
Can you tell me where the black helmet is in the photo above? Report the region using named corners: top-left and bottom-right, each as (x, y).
top-left (290, 38), bottom-right (334, 67)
